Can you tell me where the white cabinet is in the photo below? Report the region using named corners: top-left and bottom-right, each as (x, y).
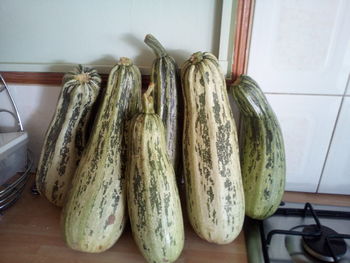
top-left (318, 98), bottom-right (350, 194)
top-left (265, 94), bottom-right (341, 192)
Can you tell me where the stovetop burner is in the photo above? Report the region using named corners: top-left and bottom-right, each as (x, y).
top-left (244, 202), bottom-right (350, 263)
top-left (302, 224), bottom-right (347, 262)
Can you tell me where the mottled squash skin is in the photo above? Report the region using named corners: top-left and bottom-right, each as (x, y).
top-left (61, 58), bottom-right (141, 253)
top-left (127, 84), bottom-right (184, 263)
top-left (144, 34), bottom-right (182, 177)
top-left (181, 52), bottom-right (245, 244)
top-left (36, 65), bottom-right (101, 207)
top-left (231, 75), bottom-right (286, 220)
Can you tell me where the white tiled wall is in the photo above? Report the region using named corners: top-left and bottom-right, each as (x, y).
top-left (318, 97), bottom-right (350, 194)
top-left (247, 0), bottom-right (350, 193)
top-left (266, 94), bottom-right (341, 192)
top-left (248, 0), bottom-right (350, 95)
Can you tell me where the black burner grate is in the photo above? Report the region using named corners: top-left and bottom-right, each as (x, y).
top-left (302, 224), bottom-right (347, 262)
top-left (260, 202), bottom-right (350, 263)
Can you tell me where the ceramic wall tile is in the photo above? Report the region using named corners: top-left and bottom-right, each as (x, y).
top-left (248, 0), bottom-right (350, 95)
top-left (265, 94), bottom-right (341, 192)
top-left (318, 98), bottom-right (350, 194)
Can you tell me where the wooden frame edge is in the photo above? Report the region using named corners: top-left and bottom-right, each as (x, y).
top-left (0, 71), bottom-right (151, 90)
top-left (232, 0), bottom-right (255, 81)
top-left (0, 71), bottom-right (234, 88)
top-left (0, 71), bottom-right (69, 86)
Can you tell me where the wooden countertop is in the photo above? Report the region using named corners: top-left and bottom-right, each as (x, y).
top-left (0, 175), bottom-right (247, 263)
top-left (1, 174), bottom-right (350, 263)
top-left (283, 191), bottom-right (350, 207)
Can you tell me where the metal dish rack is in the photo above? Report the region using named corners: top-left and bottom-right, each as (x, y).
top-left (0, 74), bottom-right (33, 212)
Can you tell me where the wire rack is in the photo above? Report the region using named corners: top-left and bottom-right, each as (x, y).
top-left (0, 74), bottom-right (33, 212)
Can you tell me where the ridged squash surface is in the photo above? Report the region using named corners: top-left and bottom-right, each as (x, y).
top-left (127, 85), bottom-right (184, 263)
top-left (181, 52), bottom-right (245, 244)
top-left (144, 34), bottom-right (181, 173)
top-left (62, 58), bottom-right (141, 253)
top-left (36, 65), bottom-right (101, 207)
top-left (231, 75), bottom-right (286, 219)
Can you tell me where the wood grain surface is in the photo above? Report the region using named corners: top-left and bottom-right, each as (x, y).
top-left (232, 0), bottom-right (255, 80)
top-left (283, 191), bottom-right (350, 207)
top-left (0, 71), bottom-right (233, 90)
top-left (0, 71), bottom-right (151, 91)
top-left (0, 175), bottom-right (248, 263)
top-left (2, 174), bottom-right (349, 263)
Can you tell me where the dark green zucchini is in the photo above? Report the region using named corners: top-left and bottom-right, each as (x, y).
top-left (230, 75), bottom-right (286, 220)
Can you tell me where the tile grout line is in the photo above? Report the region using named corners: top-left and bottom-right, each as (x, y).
top-left (264, 92), bottom-right (343, 97)
top-left (316, 73), bottom-right (350, 193)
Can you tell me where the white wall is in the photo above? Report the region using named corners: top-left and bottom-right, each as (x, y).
top-left (0, 0), bottom-right (226, 74)
top-left (0, 0), bottom-right (239, 169)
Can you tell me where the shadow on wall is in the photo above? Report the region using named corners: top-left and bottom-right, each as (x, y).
top-left (2, 35), bottom-right (203, 170)
top-left (22, 83), bottom-right (61, 171)
top-left (87, 56), bottom-right (117, 74)
top-left (40, 34), bottom-right (194, 76)
top-left (121, 33), bottom-right (191, 69)
top-left (23, 58), bottom-right (112, 170)
top-left (212, 0), bottom-right (223, 57)
top-left (120, 33), bottom-right (152, 67)
top-left (0, 96), bottom-right (19, 133)
top-left (0, 82), bottom-right (61, 171)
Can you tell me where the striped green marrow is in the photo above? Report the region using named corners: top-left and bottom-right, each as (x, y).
top-left (144, 34), bottom-right (181, 173)
top-left (127, 84), bottom-right (184, 263)
top-left (61, 57), bottom-right (142, 253)
top-left (230, 75), bottom-right (286, 220)
top-left (181, 52), bottom-right (245, 244)
top-left (36, 65), bottom-right (101, 207)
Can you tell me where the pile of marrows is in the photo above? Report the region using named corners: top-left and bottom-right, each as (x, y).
top-left (35, 34), bottom-right (285, 263)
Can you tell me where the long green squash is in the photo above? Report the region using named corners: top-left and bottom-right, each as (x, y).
top-left (144, 34), bottom-right (181, 173)
top-left (62, 57), bottom-right (141, 253)
top-left (181, 52), bottom-right (245, 244)
top-left (36, 65), bottom-right (101, 207)
top-left (127, 84), bottom-right (184, 263)
top-left (230, 75), bottom-right (285, 220)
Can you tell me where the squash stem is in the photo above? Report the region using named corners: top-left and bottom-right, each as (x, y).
top-left (143, 83), bottom-right (155, 114)
top-left (119, 57), bottom-right (132, 66)
top-left (74, 73), bottom-right (90, 84)
top-left (190, 51), bottom-right (204, 64)
top-left (144, 34), bottom-right (168, 58)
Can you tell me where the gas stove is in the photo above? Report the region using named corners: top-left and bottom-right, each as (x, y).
top-left (244, 202), bottom-right (350, 262)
